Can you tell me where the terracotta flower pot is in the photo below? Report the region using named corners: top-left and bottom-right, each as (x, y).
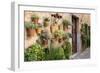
top-left (36, 28), bottom-right (42, 34)
top-left (51, 24), bottom-right (58, 33)
top-left (44, 21), bottom-right (49, 27)
top-left (31, 14), bottom-right (39, 24)
top-left (26, 28), bottom-right (36, 37)
top-left (33, 19), bottom-right (39, 24)
top-left (42, 39), bottom-right (48, 47)
top-left (63, 27), bottom-right (68, 32)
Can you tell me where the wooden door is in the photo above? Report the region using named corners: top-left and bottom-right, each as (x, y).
top-left (72, 15), bottom-right (79, 54)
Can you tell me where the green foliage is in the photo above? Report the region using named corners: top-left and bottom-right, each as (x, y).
top-left (24, 42), bottom-right (72, 61)
top-left (25, 22), bottom-right (38, 29)
top-left (44, 17), bottom-right (50, 21)
top-left (63, 32), bottom-right (70, 41)
top-left (62, 19), bottom-right (71, 28)
top-left (67, 33), bottom-right (72, 38)
top-left (63, 41), bottom-right (72, 59)
top-left (49, 47), bottom-right (65, 60)
top-left (43, 17), bottom-right (50, 27)
top-left (39, 30), bottom-right (51, 45)
top-left (24, 22), bottom-right (72, 61)
top-left (43, 48), bottom-right (50, 60)
top-left (31, 14), bottom-right (39, 20)
top-left (24, 44), bottom-right (45, 61)
top-left (25, 22), bottom-right (32, 29)
top-left (53, 30), bottom-right (65, 38)
top-left (81, 23), bottom-right (90, 50)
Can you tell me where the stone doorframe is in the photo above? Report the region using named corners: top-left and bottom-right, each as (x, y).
top-left (71, 15), bottom-right (82, 59)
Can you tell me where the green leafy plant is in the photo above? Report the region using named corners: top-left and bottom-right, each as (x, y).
top-left (25, 22), bottom-right (38, 29)
top-left (53, 30), bottom-right (65, 43)
top-left (49, 47), bottom-right (65, 60)
top-left (63, 32), bottom-right (70, 41)
top-left (31, 14), bottom-right (39, 21)
top-left (43, 48), bottom-right (50, 60)
top-left (53, 30), bottom-right (65, 38)
top-left (39, 30), bottom-right (51, 45)
top-left (31, 14), bottom-right (40, 24)
top-left (62, 41), bottom-right (72, 59)
top-left (25, 22), bottom-right (38, 37)
top-left (24, 44), bottom-right (45, 61)
top-left (80, 23), bottom-right (90, 50)
top-left (62, 19), bottom-right (71, 29)
top-left (25, 22), bottom-right (31, 29)
top-left (43, 17), bottom-right (50, 27)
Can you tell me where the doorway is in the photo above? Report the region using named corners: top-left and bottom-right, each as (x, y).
top-left (72, 15), bottom-right (79, 54)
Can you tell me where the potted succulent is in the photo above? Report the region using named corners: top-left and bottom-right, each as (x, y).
top-left (62, 19), bottom-right (71, 31)
top-left (31, 14), bottom-right (39, 24)
top-left (43, 17), bottom-right (50, 27)
top-left (25, 22), bottom-right (37, 37)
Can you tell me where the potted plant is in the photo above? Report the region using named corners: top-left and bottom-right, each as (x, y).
top-left (31, 14), bottom-right (39, 24)
top-left (51, 13), bottom-right (62, 24)
top-left (25, 22), bottom-right (37, 37)
top-left (35, 24), bottom-right (42, 35)
top-left (31, 14), bottom-right (43, 35)
top-left (43, 17), bottom-right (50, 27)
top-left (49, 47), bottom-right (65, 60)
top-left (50, 13), bottom-right (62, 33)
top-left (24, 44), bottom-right (45, 61)
top-left (62, 19), bottom-right (71, 31)
top-left (63, 32), bottom-right (69, 41)
top-left (53, 30), bottom-right (65, 43)
top-left (62, 41), bottom-right (72, 59)
top-left (39, 30), bottom-right (50, 48)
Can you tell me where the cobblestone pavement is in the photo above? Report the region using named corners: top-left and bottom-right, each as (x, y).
top-left (72, 48), bottom-right (90, 59)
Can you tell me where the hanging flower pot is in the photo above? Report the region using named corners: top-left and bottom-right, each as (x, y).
top-left (62, 19), bottom-right (71, 31)
top-left (26, 28), bottom-right (36, 37)
top-left (44, 21), bottom-right (49, 27)
top-left (36, 27), bottom-right (42, 34)
top-left (50, 24), bottom-right (59, 33)
top-left (35, 23), bottom-right (43, 34)
top-left (31, 14), bottom-right (39, 24)
top-left (25, 22), bottom-right (37, 37)
top-left (43, 17), bottom-right (50, 27)
top-left (39, 30), bottom-right (50, 47)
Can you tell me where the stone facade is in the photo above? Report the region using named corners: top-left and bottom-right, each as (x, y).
top-left (24, 11), bottom-right (90, 56)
